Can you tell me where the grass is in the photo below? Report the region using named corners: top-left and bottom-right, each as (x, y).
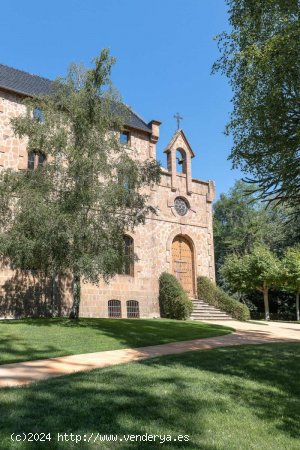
top-left (0, 318), bottom-right (232, 365)
top-left (0, 343), bottom-right (299, 449)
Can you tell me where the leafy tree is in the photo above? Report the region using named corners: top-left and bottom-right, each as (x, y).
top-left (214, 180), bottom-right (286, 278)
top-left (214, 0), bottom-right (300, 208)
top-left (282, 246), bottom-right (300, 320)
top-left (0, 50), bottom-right (161, 318)
top-left (221, 245), bottom-right (281, 320)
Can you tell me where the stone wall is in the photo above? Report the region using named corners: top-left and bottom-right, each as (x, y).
top-left (0, 87), bottom-right (216, 319)
top-left (80, 171), bottom-right (215, 318)
top-left (0, 268), bottom-right (73, 318)
top-left (0, 89), bottom-right (27, 170)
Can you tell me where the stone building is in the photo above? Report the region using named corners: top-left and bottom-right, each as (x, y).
top-left (0, 64), bottom-right (215, 319)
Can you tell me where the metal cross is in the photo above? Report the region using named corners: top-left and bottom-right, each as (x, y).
top-left (174, 112), bottom-right (183, 130)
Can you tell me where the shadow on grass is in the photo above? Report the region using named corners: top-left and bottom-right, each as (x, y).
top-left (146, 343), bottom-right (300, 440)
top-left (0, 318), bottom-right (233, 365)
top-left (0, 369), bottom-right (219, 449)
top-left (0, 344), bottom-right (299, 449)
top-left (0, 336), bottom-right (60, 366)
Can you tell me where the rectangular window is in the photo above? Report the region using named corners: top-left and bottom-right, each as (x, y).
top-left (27, 152), bottom-right (35, 170)
top-left (120, 131), bottom-right (130, 145)
top-left (27, 151), bottom-right (46, 170)
top-left (38, 153), bottom-right (46, 167)
top-left (33, 107), bottom-right (45, 123)
top-left (117, 235), bottom-right (134, 276)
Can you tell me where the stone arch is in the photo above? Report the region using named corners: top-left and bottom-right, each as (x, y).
top-left (166, 228), bottom-right (198, 256)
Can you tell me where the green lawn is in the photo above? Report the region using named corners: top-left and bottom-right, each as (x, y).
top-left (0, 318), bottom-right (232, 365)
top-left (1, 343), bottom-right (299, 449)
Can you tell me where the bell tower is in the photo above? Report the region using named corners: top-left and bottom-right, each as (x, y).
top-left (164, 129), bottom-right (195, 194)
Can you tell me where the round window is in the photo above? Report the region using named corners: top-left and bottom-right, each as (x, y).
top-left (174, 197), bottom-right (189, 216)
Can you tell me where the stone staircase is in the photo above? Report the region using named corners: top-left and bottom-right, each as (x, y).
top-left (190, 298), bottom-right (232, 321)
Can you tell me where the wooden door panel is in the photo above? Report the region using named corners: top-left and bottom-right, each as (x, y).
top-left (172, 235), bottom-right (194, 297)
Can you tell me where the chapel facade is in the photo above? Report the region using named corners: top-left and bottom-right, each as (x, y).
top-left (0, 64), bottom-right (215, 319)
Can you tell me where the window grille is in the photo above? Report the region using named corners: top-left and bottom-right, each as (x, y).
top-left (126, 300), bottom-right (140, 318)
top-left (108, 299), bottom-right (122, 318)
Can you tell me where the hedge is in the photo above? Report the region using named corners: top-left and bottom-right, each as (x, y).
top-left (197, 276), bottom-right (250, 321)
top-left (159, 272), bottom-right (193, 320)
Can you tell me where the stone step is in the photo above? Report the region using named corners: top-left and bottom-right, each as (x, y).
top-left (191, 316), bottom-right (231, 321)
top-left (191, 312), bottom-right (231, 318)
top-left (192, 305), bottom-right (229, 312)
top-left (189, 297), bottom-right (233, 321)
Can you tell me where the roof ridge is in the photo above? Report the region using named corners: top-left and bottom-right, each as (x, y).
top-left (0, 63), bottom-right (52, 83)
top-left (129, 108), bottom-right (148, 126)
top-left (0, 64), bottom-right (153, 134)
top-left (124, 103), bottom-right (149, 128)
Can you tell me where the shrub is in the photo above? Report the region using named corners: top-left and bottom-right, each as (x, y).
top-left (159, 272), bottom-right (193, 320)
top-left (197, 276), bottom-right (250, 321)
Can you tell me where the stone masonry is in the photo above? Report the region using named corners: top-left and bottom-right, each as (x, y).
top-left (0, 66), bottom-right (215, 319)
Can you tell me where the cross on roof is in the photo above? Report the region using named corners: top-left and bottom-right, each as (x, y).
top-left (174, 112), bottom-right (183, 130)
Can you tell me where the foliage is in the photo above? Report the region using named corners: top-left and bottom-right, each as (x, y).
top-left (214, 0), bottom-right (300, 208)
top-left (221, 245), bottom-right (281, 319)
top-left (197, 276), bottom-right (250, 321)
top-left (282, 246), bottom-right (300, 293)
top-left (213, 180), bottom-right (288, 278)
top-left (0, 50), bottom-right (161, 317)
top-left (282, 245), bottom-right (300, 320)
top-left (214, 180), bottom-right (300, 319)
top-left (159, 272), bottom-right (193, 320)
top-left (246, 290), bottom-right (298, 321)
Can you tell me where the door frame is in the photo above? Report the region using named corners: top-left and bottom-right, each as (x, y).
top-left (171, 233), bottom-right (196, 297)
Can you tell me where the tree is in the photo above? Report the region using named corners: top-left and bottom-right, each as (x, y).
top-left (221, 245), bottom-right (281, 320)
top-left (282, 246), bottom-right (300, 320)
top-left (213, 0), bottom-right (300, 209)
top-left (214, 180), bottom-right (286, 278)
top-left (0, 50), bottom-right (161, 318)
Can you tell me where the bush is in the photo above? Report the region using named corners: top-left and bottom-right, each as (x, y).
top-left (159, 272), bottom-right (193, 320)
top-left (197, 276), bottom-right (250, 321)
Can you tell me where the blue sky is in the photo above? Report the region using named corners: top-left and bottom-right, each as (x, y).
top-left (2, 0), bottom-right (242, 198)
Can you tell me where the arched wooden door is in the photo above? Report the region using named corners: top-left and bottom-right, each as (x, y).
top-left (172, 235), bottom-right (195, 297)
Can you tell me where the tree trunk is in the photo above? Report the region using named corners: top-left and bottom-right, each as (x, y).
top-left (51, 274), bottom-right (57, 317)
top-left (296, 291), bottom-right (300, 322)
top-left (263, 289), bottom-right (270, 321)
top-left (69, 273), bottom-right (81, 319)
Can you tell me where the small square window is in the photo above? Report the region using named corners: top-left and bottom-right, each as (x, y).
top-left (120, 131), bottom-right (130, 145)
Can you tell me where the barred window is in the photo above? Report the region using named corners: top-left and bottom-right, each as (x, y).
top-left (108, 300), bottom-right (122, 318)
top-left (126, 300), bottom-right (140, 318)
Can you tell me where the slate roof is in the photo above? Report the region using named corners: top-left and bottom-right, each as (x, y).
top-left (0, 63), bottom-right (152, 133)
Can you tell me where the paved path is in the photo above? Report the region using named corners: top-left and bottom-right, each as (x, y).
top-left (0, 320), bottom-right (299, 388)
